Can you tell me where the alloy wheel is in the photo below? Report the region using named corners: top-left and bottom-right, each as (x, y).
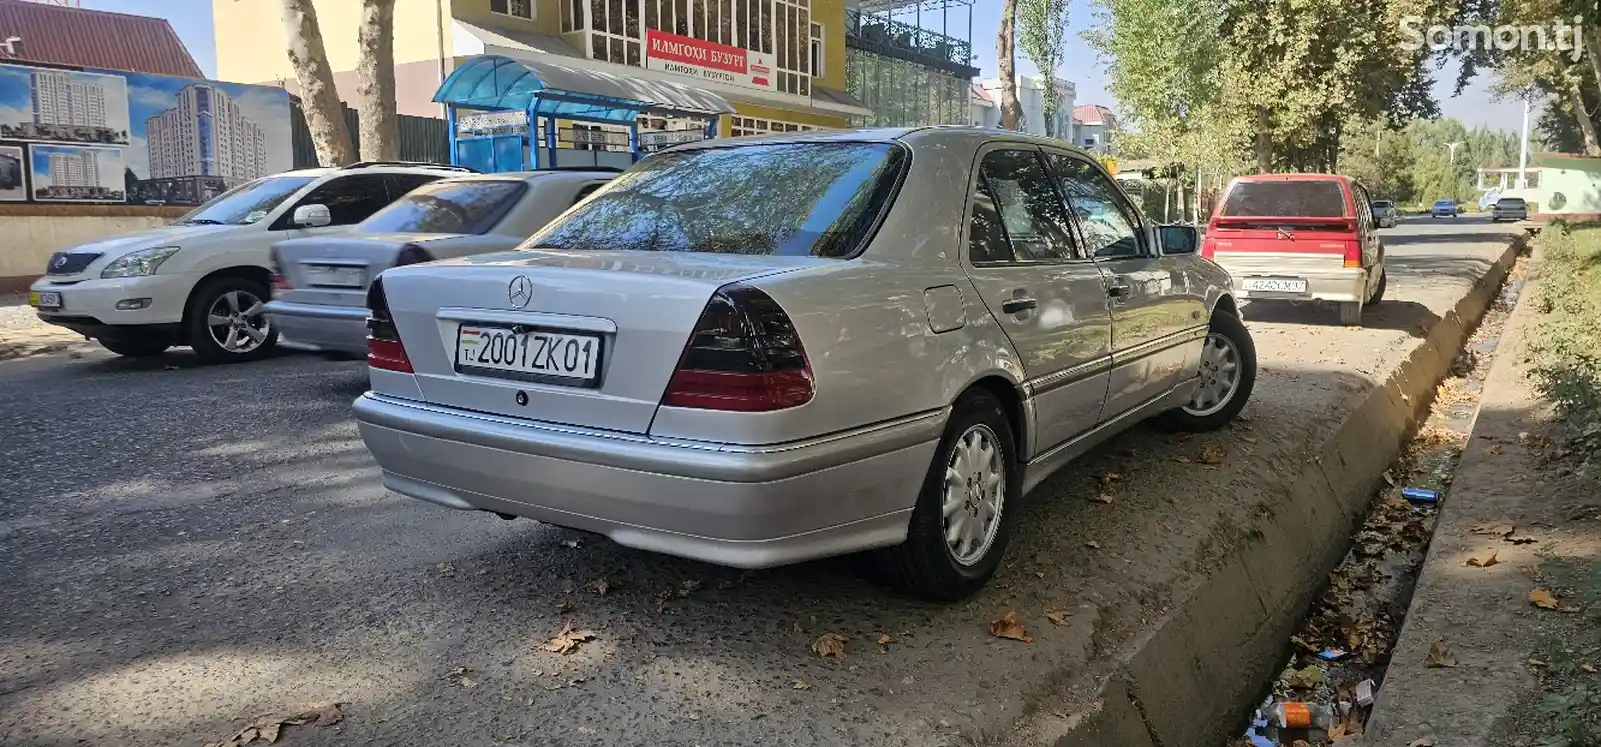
top-left (941, 424), bottom-right (1006, 566)
top-left (205, 290), bottom-right (271, 355)
top-left (1184, 332), bottom-right (1242, 417)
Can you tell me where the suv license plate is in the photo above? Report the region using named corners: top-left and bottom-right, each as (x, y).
top-left (455, 325), bottom-right (602, 385)
top-left (1241, 277), bottom-right (1308, 293)
top-left (29, 291), bottom-right (62, 311)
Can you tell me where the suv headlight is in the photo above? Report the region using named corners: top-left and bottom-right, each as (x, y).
top-left (101, 247), bottom-right (179, 278)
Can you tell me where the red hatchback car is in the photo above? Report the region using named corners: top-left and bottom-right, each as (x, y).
top-left (1201, 173), bottom-right (1386, 325)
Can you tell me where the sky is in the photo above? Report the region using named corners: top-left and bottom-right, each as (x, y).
top-left (84, 0), bottom-right (1533, 133)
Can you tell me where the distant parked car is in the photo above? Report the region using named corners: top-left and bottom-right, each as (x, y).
top-left (1431, 199), bottom-right (1458, 218)
top-left (1490, 196), bottom-right (1528, 222)
top-left (352, 129), bottom-right (1255, 601)
top-left (264, 169), bottom-right (615, 357)
top-left (1371, 199), bottom-right (1398, 228)
top-left (1202, 173), bottom-right (1386, 326)
top-left (27, 162), bottom-right (467, 362)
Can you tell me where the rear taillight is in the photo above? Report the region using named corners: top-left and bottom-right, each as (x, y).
top-left (394, 244), bottom-right (433, 267)
top-left (365, 277), bottom-right (412, 373)
top-left (661, 284), bottom-right (814, 412)
top-left (1200, 234), bottom-right (1216, 259)
top-left (268, 247), bottom-right (291, 293)
top-left (1344, 241), bottom-right (1362, 269)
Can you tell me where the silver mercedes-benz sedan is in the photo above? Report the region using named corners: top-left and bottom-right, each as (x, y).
top-left (353, 127), bottom-right (1255, 600)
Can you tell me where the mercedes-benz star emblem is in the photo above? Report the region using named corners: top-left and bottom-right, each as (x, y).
top-left (507, 275), bottom-right (533, 308)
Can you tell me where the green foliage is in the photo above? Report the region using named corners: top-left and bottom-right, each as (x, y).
top-left (1528, 225), bottom-right (1601, 458)
top-left (1016, 0), bottom-right (1070, 137)
top-left (1334, 117), bottom-right (1526, 203)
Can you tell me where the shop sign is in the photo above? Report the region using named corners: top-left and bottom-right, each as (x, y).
top-left (645, 29), bottom-right (777, 92)
top-left (457, 110), bottom-right (529, 135)
top-left (639, 129), bottom-right (708, 148)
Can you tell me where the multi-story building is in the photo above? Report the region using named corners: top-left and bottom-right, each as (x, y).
top-left (840, 0), bottom-right (978, 127)
top-left (145, 84), bottom-right (269, 183)
top-left (212, 0), bottom-right (876, 135)
top-left (47, 149), bottom-right (98, 187)
top-left (29, 70), bottom-right (107, 128)
top-left (975, 74), bottom-right (1076, 141)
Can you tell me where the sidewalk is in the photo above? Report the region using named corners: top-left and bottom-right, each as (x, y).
top-left (1359, 246), bottom-right (1601, 745)
top-left (0, 292), bottom-right (91, 360)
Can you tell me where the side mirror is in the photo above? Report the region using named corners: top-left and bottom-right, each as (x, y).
top-left (1158, 224), bottom-right (1199, 255)
top-left (292, 204), bottom-right (332, 228)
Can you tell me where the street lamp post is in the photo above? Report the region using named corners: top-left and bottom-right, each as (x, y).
top-left (1446, 141), bottom-right (1465, 166)
top-left (1517, 96), bottom-right (1531, 190)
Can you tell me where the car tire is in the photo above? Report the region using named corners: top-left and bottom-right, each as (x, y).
top-left (1157, 308), bottom-right (1258, 433)
top-left (877, 388), bottom-right (1021, 602)
top-left (99, 338), bottom-right (170, 358)
top-left (1367, 268), bottom-right (1387, 305)
top-left (186, 277), bottom-right (279, 365)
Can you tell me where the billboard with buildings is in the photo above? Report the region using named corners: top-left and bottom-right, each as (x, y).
top-left (0, 62), bottom-right (291, 205)
top-left (0, 145), bottom-right (24, 201)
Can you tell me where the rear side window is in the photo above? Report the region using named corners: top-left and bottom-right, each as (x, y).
top-left (1220, 180), bottom-right (1347, 218)
top-left (524, 142), bottom-right (907, 257)
top-left (359, 179), bottom-right (527, 234)
top-left (295, 174), bottom-right (393, 226)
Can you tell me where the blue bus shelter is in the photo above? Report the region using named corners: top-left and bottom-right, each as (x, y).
top-left (433, 54), bottom-right (735, 173)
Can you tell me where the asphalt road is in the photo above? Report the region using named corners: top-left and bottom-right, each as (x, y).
top-left (0, 215), bottom-right (1523, 747)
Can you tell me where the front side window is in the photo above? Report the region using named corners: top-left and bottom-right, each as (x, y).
top-left (175, 175), bottom-right (316, 226)
top-left (1048, 153), bottom-right (1144, 259)
top-left (360, 179), bottom-right (527, 235)
top-left (970, 149), bottom-right (1077, 263)
top-left (296, 175), bottom-right (393, 227)
top-left (524, 142), bottom-right (905, 257)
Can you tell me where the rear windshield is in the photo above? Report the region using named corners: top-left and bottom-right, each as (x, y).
top-left (1435, 200), bottom-right (1455, 206)
top-left (359, 179), bottom-right (527, 234)
top-left (1497, 197), bottom-right (1525, 206)
top-left (522, 142), bottom-right (907, 258)
top-left (1220, 180), bottom-right (1347, 218)
top-left (1371, 201), bottom-right (1392, 208)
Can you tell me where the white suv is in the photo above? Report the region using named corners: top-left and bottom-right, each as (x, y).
top-left (27, 162), bottom-right (468, 363)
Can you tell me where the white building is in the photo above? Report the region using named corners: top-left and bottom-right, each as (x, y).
top-left (48, 150), bottom-right (99, 188)
top-left (974, 74), bottom-right (1077, 141)
top-left (30, 71), bottom-right (108, 128)
top-left (1073, 104), bottom-right (1116, 153)
top-left (146, 84), bottom-right (268, 183)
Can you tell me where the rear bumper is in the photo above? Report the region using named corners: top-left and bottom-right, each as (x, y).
top-left (352, 393), bottom-right (943, 568)
top-left (1218, 263), bottom-right (1370, 303)
top-left (264, 300), bottom-right (368, 356)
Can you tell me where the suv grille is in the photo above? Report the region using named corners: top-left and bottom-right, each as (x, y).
top-left (45, 252), bottom-right (101, 276)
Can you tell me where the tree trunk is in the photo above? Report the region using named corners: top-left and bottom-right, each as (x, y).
top-left (1584, 27), bottom-right (1601, 106)
top-left (995, 0), bottom-right (1023, 131)
top-left (1254, 106), bottom-right (1272, 173)
top-left (282, 0), bottom-right (356, 166)
top-left (1566, 78), bottom-right (1601, 156)
top-left (356, 0), bottom-right (400, 162)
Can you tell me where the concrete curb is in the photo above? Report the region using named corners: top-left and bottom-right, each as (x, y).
top-left (1040, 237), bottom-right (1525, 747)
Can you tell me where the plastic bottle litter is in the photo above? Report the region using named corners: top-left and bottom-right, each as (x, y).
top-left (1269, 701), bottom-right (1336, 730)
top-left (1401, 487), bottom-right (1440, 503)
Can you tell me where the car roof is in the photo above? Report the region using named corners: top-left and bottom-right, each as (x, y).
top-left (421, 169), bottom-right (615, 187)
top-left (664, 125), bottom-right (1110, 160)
top-left (1230, 173), bottom-right (1353, 184)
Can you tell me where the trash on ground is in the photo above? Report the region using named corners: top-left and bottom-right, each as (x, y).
top-left (1316, 648), bottom-right (1347, 661)
top-left (1354, 678), bottom-right (1375, 707)
top-left (1401, 487), bottom-right (1439, 503)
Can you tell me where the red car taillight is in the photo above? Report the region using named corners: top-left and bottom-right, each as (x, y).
top-left (268, 246), bottom-right (291, 293)
top-left (365, 277), bottom-right (412, 373)
top-left (1343, 240), bottom-right (1363, 269)
top-left (1200, 234), bottom-right (1217, 259)
top-left (661, 284), bottom-right (814, 412)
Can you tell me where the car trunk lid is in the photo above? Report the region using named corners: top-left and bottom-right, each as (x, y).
top-left (376, 250), bottom-right (823, 434)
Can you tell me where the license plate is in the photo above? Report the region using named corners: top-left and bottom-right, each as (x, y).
top-left (303, 264), bottom-right (365, 288)
top-left (29, 291), bottom-right (62, 311)
top-left (1241, 277), bottom-right (1308, 293)
top-left (455, 325), bottom-right (602, 384)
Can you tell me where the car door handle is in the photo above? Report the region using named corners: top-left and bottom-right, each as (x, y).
top-left (1001, 297), bottom-right (1037, 313)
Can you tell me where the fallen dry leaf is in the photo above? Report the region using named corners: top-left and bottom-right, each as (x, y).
top-left (812, 632), bottom-right (848, 659)
top-left (589, 577), bottom-right (621, 596)
top-left (1173, 455), bottom-right (1193, 464)
top-left (1292, 740), bottom-right (1313, 747)
top-left (1243, 435), bottom-right (1258, 445)
top-left (1044, 607), bottom-right (1070, 627)
top-left (1427, 640), bottom-right (1458, 668)
top-left (1084, 540), bottom-right (1101, 549)
top-left (876, 634), bottom-right (892, 645)
top-left (1407, 738), bottom-right (1436, 747)
top-left (988, 608), bottom-right (1033, 643)
top-left (1466, 551), bottom-right (1499, 568)
top-left (458, 676), bottom-right (477, 688)
top-left (793, 679), bottom-right (812, 690)
top-left (1198, 444), bottom-right (1227, 465)
top-left (543, 623), bottom-right (597, 655)
top-left (1582, 663), bottom-right (1597, 674)
top-left (204, 702), bottom-right (348, 747)
top-left (677, 579), bottom-right (702, 596)
top-left (1097, 471), bottom-right (1123, 486)
top-left (1530, 588), bottom-right (1561, 610)
top-left (1090, 493), bottom-right (1114, 505)
top-left (1287, 665), bottom-right (1324, 689)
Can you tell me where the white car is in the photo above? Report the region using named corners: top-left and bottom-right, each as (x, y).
top-left (27, 162), bottom-right (469, 362)
top-left (265, 169), bottom-right (614, 357)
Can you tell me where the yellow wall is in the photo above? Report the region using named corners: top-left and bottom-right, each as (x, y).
top-left (810, 0), bottom-right (845, 92)
top-left (214, 0), bottom-right (453, 84)
top-left (455, 0), bottom-right (564, 37)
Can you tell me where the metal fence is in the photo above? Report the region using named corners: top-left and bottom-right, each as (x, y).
top-left (290, 101), bottom-right (450, 168)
